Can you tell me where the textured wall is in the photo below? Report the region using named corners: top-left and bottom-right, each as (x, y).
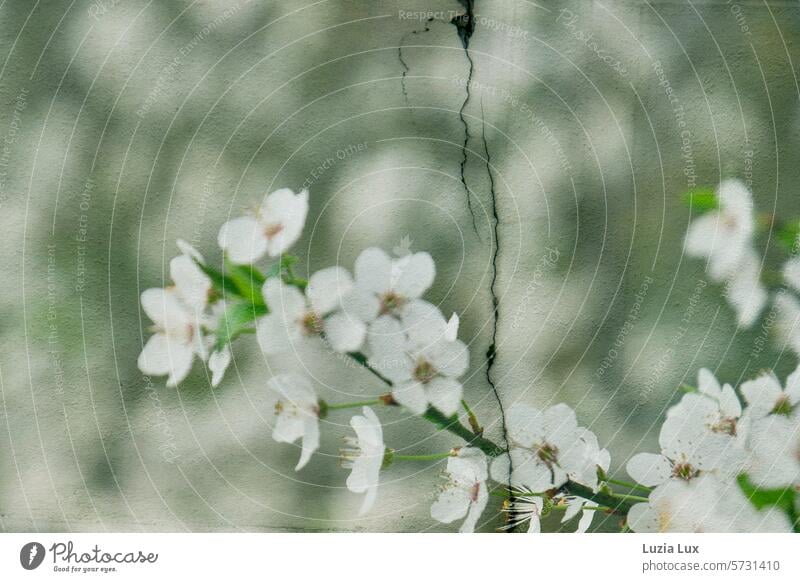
top-left (1, 0), bottom-right (799, 532)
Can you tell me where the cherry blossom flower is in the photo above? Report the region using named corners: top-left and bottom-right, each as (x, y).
top-left (218, 188), bottom-right (308, 264)
top-left (774, 293), bottom-right (800, 357)
top-left (367, 301), bottom-right (468, 416)
top-left (341, 247), bottom-right (436, 326)
top-left (740, 366), bottom-right (800, 419)
top-left (342, 406), bottom-right (385, 514)
top-left (663, 369), bottom-right (743, 440)
top-left (685, 179), bottom-right (755, 282)
top-left (741, 412), bottom-right (800, 489)
top-left (256, 267), bottom-right (365, 354)
top-left (138, 252), bottom-right (214, 386)
top-left (626, 414), bottom-right (737, 488)
top-left (627, 474), bottom-right (791, 532)
top-left (490, 403), bottom-right (594, 492)
top-left (724, 249), bottom-right (767, 327)
top-left (783, 253), bottom-right (800, 293)
top-left (266, 373), bottom-right (320, 471)
top-left (430, 448), bottom-right (488, 533)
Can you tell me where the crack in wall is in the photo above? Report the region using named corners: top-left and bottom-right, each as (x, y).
top-left (451, 0), bottom-right (479, 235)
top-left (478, 100), bottom-right (513, 523)
top-left (397, 21), bottom-right (431, 108)
top-left (451, 1), bottom-right (514, 528)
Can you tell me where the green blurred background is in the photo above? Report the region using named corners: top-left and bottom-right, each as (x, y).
top-left (1, 0), bottom-right (799, 531)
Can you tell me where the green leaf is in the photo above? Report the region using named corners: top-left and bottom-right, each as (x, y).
top-left (737, 474), bottom-right (795, 510)
top-left (215, 301), bottom-right (268, 348)
top-left (777, 220), bottom-right (800, 253)
top-left (224, 258), bottom-right (267, 306)
top-left (737, 473), bottom-right (798, 531)
top-left (193, 262), bottom-right (239, 298)
top-left (682, 188), bottom-right (718, 213)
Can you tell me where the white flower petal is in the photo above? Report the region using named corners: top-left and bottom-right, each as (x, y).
top-left (697, 368), bottom-right (722, 399)
top-left (170, 254), bottom-right (211, 312)
top-left (272, 414), bottom-right (306, 444)
top-left (430, 487), bottom-right (471, 524)
top-left (725, 250), bottom-right (766, 327)
top-left (460, 486), bottom-right (487, 533)
top-left (141, 288), bottom-right (191, 329)
top-left (391, 382), bottom-right (428, 415)
top-left (489, 452), bottom-right (510, 483)
top-left (505, 404), bottom-right (545, 448)
top-left (296, 417), bottom-right (319, 471)
top-left (339, 288), bottom-right (380, 323)
top-left (261, 279), bottom-right (306, 320)
top-left (393, 252), bottom-right (435, 298)
top-left (176, 239), bottom-right (205, 263)
top-left (741, 373), bottom-right (784, 417)
top-left (355, 247), bottom-right (393, 294)
top-left (719, 385), bottom-right (742, 419)
top-left (307, 266), bottom-right (353, 315)
top-left (256, 313), bottom-right (296, 355)
top-left (783, 256), bottom-right (800, 293)
top-left (425, 377), bottom-right (463, 416)
top-left (575, 502), bottom-right (597, 533)
top-left (785, 364), bottom-right (800, 405)
top-left (367, 316), bottom-right (413, 383)
top-left (208, 346), bottom-right (231, 387)
top-left (267, 373), bottom-right (318, 407)
top-left (261, 188), bottom-right (308, 256)
top-left (444, 313), bottom-right (459, 342)
top-left (430, 339), bottom-right (469, 379)
top-left (324, 312), bottom-right (366, 353)
top-left (510, 449), bottom-right (558, 491)
top-left (218, 216), bottom-right (268, 264)
top-left (627, 502), bottom-right (658, 533)
top-left (626, 452), bottom-right (672, 487)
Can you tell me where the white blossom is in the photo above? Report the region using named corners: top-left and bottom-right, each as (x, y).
top-left (741, 365), bottom-right (800, 419)
top-left (724, 249), bottom-right (767, 327)
top-left (685, 179), bottom-right (755, 282)
top-left (430, 448), bottom-right (488, 533)
top-left (783, 254), bottom-right (800, 293)
top-left (490, 403), bottom-right (598, 492)
top-left (626, 410), bottom-right (738, 488)
top-left (218, 188), bottom-right (308, 264)
top-left (256, 267), bottom-right (365, 354)
top-left (741, 412), bottom-right (800, 489)
top-left (627, 474), bottom-right (791, 532)
top-left (341, 247), bottom-right (436, 326)
top-left (265, 373), bottom-right (320, 471)
top-left (662, 369), bottom-right (743, 440)
top-left (342, 406), bottom-right (385, 514)
top-left (367, 301), bottom-right (468, 416)
top-left (138, 253), bottom-right (213, 386)
top-left (774, 293), bottom-right (800, 357)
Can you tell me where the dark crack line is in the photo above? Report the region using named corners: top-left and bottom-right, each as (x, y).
top-left (451, 1), bottom-right (479, 235)
top-left (480, 98), bottom-right (515, 530)
top-left (398, 21), bottom-right (430, 108)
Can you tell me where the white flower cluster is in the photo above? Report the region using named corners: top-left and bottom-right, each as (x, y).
top-left (685, 179), bottom-right (766, 327)
top-left (685, 179), bottom-right (800, 358)
top-left (137, 185), bottom-right (800, 532)
top-left (137, 242), bottom-right (231, 387)
top-left (494, 403), bottom-right (611, 533)
top-left (626, 368), bottom-right (799, 532)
